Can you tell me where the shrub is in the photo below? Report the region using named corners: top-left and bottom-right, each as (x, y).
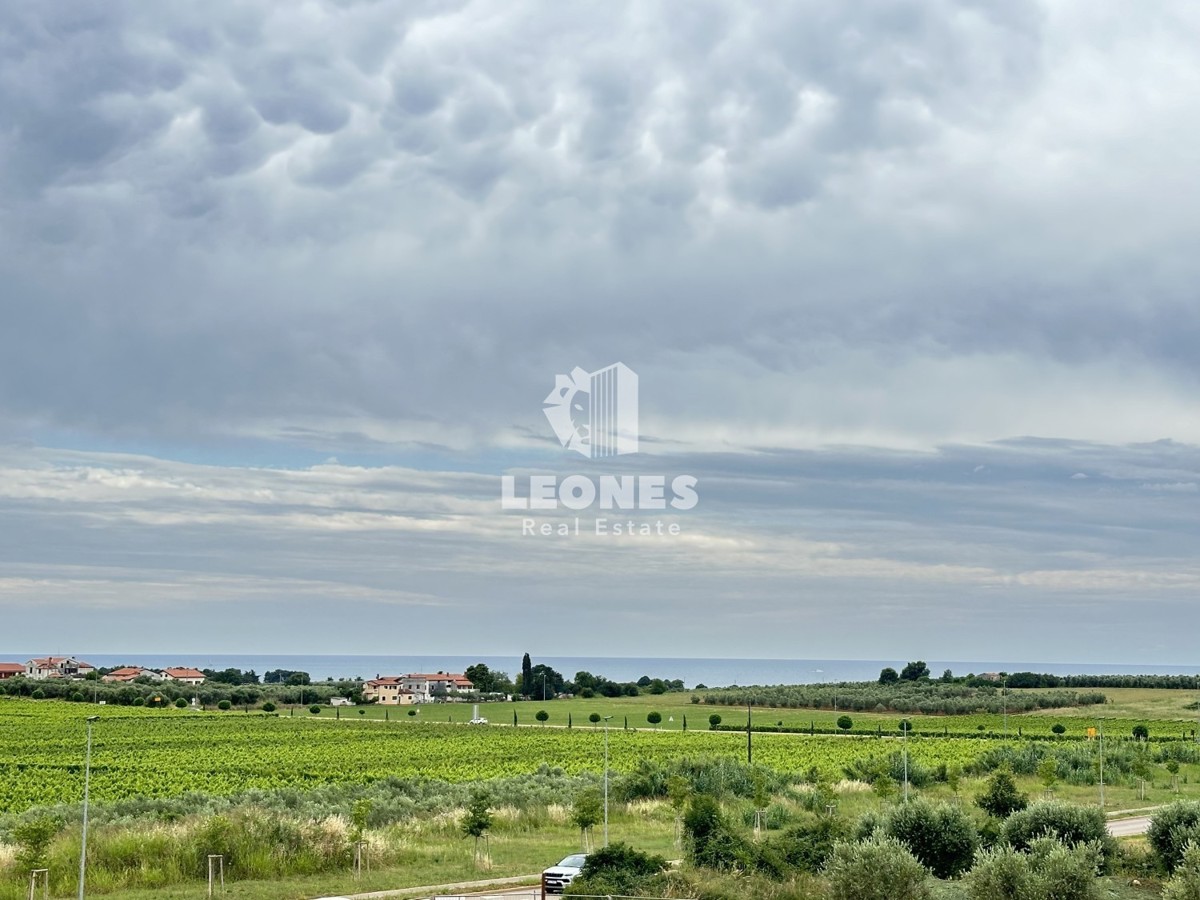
top-left (261, 701), bottom-right (276, 713)
top-left (408, 709), bottom-right (417, 716)
top-left (1164, 841), bottom-right (1200, 900)
top-left (837, 715), bottom-right (852, 731)
top-left (1149, 802), bottom-right (1200, 873)
top-left (1001, 801), bottom-right (1115, 869)
top-left (11, 815), bottom-right (60, 871)
top-left (709, 713), bottom-right (722, 728)
top-left (683, 793), bottom-right (753, 871)
top-left (883, 800), bottom-right (978, 878)
top-left (309, 705), bottom-right (321, 715)
top-left (535, 710), bottom-right (549, 723)
top-left (70, 691), bottom-right (85, 702)
top-left (31, 689), bottom-right (45, 700)
top-left (1052, 724), bottom-right (1066, 735)
top-left (647, 711), bottom-right (662, 726)
top-left (825, 835), bottom-right (930, 900)
top-left (1026, 837), bottom-right (1102, 900)
top-left (565, 842), bottom-right (667, 896)
top-left (175, 697), bottom-right (188, 708)
top-left (977, 769), bottom-right (1028, 819)
top-left (217, 699), bottom-right (231, 710)
top-left (132, 696), bottom-right (145, 707)
top-left (1133, 724), bottom-right (1149, 741)
top-left (968, 838), bottom-right (1101, 900)
top-left (767, 814), bottom-right (848, 873)
top-left (588, 713), bottom-right (601, 724)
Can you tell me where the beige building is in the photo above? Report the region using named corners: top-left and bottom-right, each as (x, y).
top-left (363, 677), bottom-right (417, 705)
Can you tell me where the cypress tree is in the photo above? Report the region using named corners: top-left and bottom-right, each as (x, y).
top-left (521, 653), bottom-right (533, 697)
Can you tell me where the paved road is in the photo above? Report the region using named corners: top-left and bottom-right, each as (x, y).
top-left (1108, 815), bottom-right (1153, 837)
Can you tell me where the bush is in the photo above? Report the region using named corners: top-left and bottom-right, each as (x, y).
top-left (132, 696), bottom-right (145, 707)
top-left (977, 769), bottom-right (1028, 819)
top-left (175, 697), bottom-right (188, 708)
top-left (535, 710), bottom-right (549, 723)
top-left (309, 704), bottom-right (321, 714)
top-left (1027, 837), bottom-right (1102, 900)
top-left (683, 793), bottom-right (753, 871)
top-left (825, 835), bottom-right (930, 900)
top-left (1052, 724), bottom-right (1066, 735)
top-left (588, 712), bottom-right (601, 724)
top-left (1001, 801), bottom-right (1114, 869)
top-left (11, 815), bottom-right (60, 871)
top-left (31, 689), bottom-right (45, 700)
top-left (837, 715), bottom-right (852, 731)
top-left (408, 708), bottom-right (417, 716)
top-left (969, 844), bottom-right (1034, 900)
top-left (217, 700), bottom-right (231, 710)
top-left (766, 814), bottom-right (848, 873)
top-left (565, 842), bottom-right (667, 896)
top-left (709, 713), bottom-right (722, 728)
top-left (882, 800), bottom-right (978, 878)
top-left (1149, 802), bottom-right (1200, 873)
top-left (968, 838), bottom-right (1101, 900)
top-left (1133, 724), bottom-right (1149, 741)
top-left (1164, 841), bottom-right (1200, 900)
top-left (261, 701), bottom-right (276, 712)
top-left (647, 711), bottom-right (662, 726)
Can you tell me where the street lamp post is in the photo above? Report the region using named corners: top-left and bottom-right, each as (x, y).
top-left (1002, 675), bottom-right (1008, 739)
top-left (541, 673), bottom-right (547, 703)
top-left (78, 715), bottom-right (100, 900)
top-left (602, 715), bottom-right (613, 847)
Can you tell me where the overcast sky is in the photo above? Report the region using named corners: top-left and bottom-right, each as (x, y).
top-left (2, 1), bottom-right (1200, 664)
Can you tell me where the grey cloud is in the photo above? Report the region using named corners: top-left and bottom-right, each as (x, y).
top-left (1, 439), bottom-right (1199, 660)
top-left (1, 3), bottom-right (1200, 485)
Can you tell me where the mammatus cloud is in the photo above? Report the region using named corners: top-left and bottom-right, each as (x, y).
top-left (2, 3), bottom-right (1200, 660)
top-left (2, 1), bottom-right (1200, 452)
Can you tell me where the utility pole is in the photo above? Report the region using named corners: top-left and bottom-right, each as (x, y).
top-left (902, 721), bottom-right (910, 802)
top-left (1098, 719), bottom-right (1105, 808)
top-left (1002, 675), bottom-right (1008, 739)
top-left (602, 715), bottom-right (613, 847)
top-left (79, 715), bottom-right (100, 900)
top-left (746, 701), bottom-right (752, 765)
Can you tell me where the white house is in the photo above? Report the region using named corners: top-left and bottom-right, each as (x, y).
top-left (399, 673), bottom-right (474, 703)
top-left (25, 657), bottom-right (96, 679)
top-left (162, 667), bottom-right (206, 686)
top-left (102, 666), bottom-right (165, 683)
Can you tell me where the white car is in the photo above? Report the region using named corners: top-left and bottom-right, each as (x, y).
top-left (542, 853), bottom-right (587, 894)
top-left (469, 716), bottom-right (488, 725)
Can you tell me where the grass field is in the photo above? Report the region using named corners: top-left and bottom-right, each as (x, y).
top-left (5, 693), bottom-right (1200, 899)
top-left (324, 688), bottom-right (1199, 740)
top-left (0, 698), bottom-right (1035, 814)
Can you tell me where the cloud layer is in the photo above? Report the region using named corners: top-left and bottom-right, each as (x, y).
top-left (2, 2), bottom-right (1199, 660)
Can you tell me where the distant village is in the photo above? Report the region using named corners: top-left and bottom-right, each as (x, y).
top-left (0, 656), bottom-right (480, 705)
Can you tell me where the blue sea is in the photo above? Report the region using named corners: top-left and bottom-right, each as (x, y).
top-left (1, 654), bottom-right (1197, 687)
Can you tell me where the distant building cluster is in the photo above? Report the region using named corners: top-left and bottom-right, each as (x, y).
top-left (363, 672), bottom-right (474, 705)
top-left (0, 657), bottom-right (207, 685)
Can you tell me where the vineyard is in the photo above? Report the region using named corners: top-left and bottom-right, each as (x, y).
top-left (0, 699), bottom-right (1011, 815)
